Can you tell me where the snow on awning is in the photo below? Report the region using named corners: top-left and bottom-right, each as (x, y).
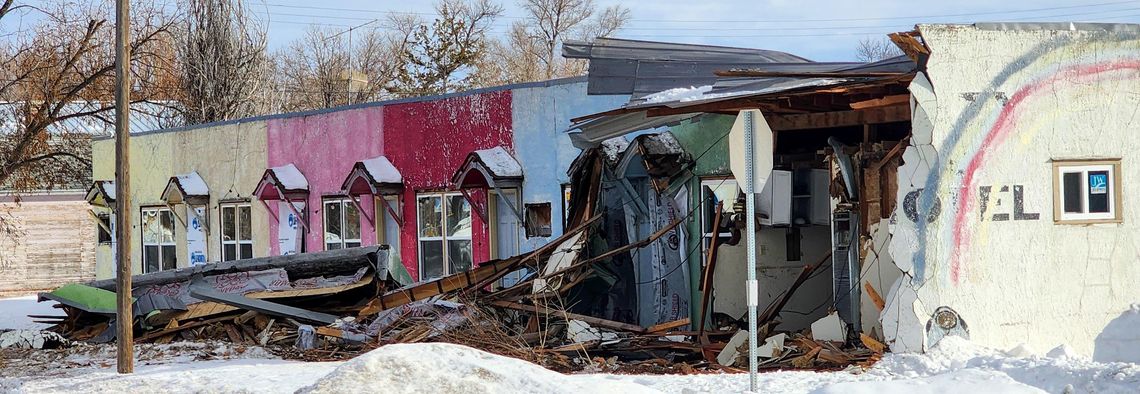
top-left (342, 156), bottom-right (404, 196)
top-left (451, 146), bottom-right (524, 189)
top-left (616, 132), bottom-right (691, 181)
top-left (85, 180), bottom-right (115, 208)
top-left (161, 171), bottom-right (210, 205)
top-left (254, 163), bottom-right (310, 201)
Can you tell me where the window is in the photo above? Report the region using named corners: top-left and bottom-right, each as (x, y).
top-left (96, 213), bottom-right (112, 244)
top-left (417, 193), bottom-right (472, 280)
top-left (221, 203), bottom-right (254, 261)
top-left (1054, 160), bottom-right (1122, 223)
top-left (701, 178), bottom-right (741, 254)
top-left (524, 202), bottom-right (552, 238)
top-left (141, 207), bottom-right (176, 273)
top-left (561, 184), bottom-right (572, 231)
top-left (376, 195), bottom-right (401, 250)
top-left (324, 198), bottom-right (361, 250)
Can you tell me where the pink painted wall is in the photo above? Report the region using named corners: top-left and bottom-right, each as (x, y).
top-left (266, 107), bottom-right (384, 255)
top-left (382, 90), bottom-right (513, 280)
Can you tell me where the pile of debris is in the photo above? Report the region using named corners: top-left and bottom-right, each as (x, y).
top-left (16, 216), bottom-right (885, 372)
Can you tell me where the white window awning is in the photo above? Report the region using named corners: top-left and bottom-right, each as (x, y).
top-left (342, 155), bottom-right (403, 196)
top-left (253, 163), bottom-right (311, 232)
top-left (161, 170), bottom-right (210, 205)
top-left (451, 146), bottom-right (525, 223)
top-left (254, 163), bottom-right (310, 201)
top-left (85, 180), bottom-right (115, 209)
top-left (451, 146), bottom-right (524, 190)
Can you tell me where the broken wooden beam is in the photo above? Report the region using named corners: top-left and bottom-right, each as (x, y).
top-left (189, 277), bottom-right (338, 325)
top-left (863, 281), bottom-right (886, 311)
top-left (358, 215), bottom-right (601, 317)
top-left (764, 105), bottom-right (910, 131)
top-left (490, 300), bottom-right (646, 333)
top-left (849, 94), bottom-right (909, 110)
top-left (647, 318), bottom-right (691, 333)
top-left (714, 70), bottom-right (909, 78)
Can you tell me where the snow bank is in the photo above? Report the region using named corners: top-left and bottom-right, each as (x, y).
top-left (297, 343), bottom-right (658, 394)
top-left (810, 369), bottom-right (1044, 394)
top-left (1094, 304), bottom-right (1140, 363)
top-left (0, 295), bottom-right (56, 330)
top-left (861, 337), bottom-right (1140, 393)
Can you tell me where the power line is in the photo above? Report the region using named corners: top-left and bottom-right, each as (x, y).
top-left (260, 0), bottom-right (1139, 24)
top-left (258, 3), bottom-right (1140, 39)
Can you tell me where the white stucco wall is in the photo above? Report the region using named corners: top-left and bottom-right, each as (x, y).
top-left (883, 23), bottom-right (1140, 360)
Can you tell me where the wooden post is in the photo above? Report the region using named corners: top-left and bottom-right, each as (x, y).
top-left (114, 0), bottom-right (133, 374)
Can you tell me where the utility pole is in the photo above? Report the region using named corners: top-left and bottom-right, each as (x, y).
top-left (114, 0), bottom-right (134, 374)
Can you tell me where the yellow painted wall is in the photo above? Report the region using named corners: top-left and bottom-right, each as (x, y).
top-left (171, 121), bottom-right (269, 264)
top-left (91, 121), bottom-right (269, 279)
top-left (92, 131), bottom-right (174, 277)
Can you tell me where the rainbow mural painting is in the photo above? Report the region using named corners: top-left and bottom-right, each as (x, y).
top-left (908, 32), bottom-right (1140, 286)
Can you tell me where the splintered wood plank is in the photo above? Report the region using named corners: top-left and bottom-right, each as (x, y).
top-left (849, 95), bottom-right (909, 110)
top-left (490, 300), bottom-right (646, 333)
top-left (224, 324), bottom-right (245, 343)
top-left (647, 318), bottom-right (691, 333)
top-left (863, 281), bottom-right (886, 311)
top-left (359, 215), bottom-right (602, 317)
top-left (170, 275), bottom-right (375, 322)
top-left (860, 333), bottom-right (887, 354)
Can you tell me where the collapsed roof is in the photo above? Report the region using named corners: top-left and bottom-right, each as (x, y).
top-left (562, 37), bottom-right (814, 97)
top-left (564, 36), bottom-right (919, 147)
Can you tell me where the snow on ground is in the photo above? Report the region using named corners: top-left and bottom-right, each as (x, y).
top-left (3, 337), bottom-right (1140, 394)
top-left (3, 293), bottom-right (1139, 394)
top-left (299, 343), bottom-right (651, 394)
top-left (0, 295), bottom-right (56, 331)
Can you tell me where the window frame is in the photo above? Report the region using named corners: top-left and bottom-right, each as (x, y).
top-left (96, 213), bottom-right (112, 244)
top-left (699, 177), bottom-right (741, 253)
top-left (322, 197), bottom-right (362, 251)
top-left (416, 191), bottom-right (473, 280)
top-left (140, 206), bottom-right (177, 273)
top-left (375, 194), bottom-right (402, 247)
top-left (561, 183), bottom-right (572, 231)
top-left (1052, 159), bottom-right (1123, 224)
top-left (220, 202), bottom-right (254, 261)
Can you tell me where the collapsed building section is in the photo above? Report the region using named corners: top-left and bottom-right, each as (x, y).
top-left (561, 37), bottom-right (916, 346)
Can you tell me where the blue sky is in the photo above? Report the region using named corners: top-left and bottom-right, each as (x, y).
top-left (3, 1), bottom-right (1140, 61)
top-left (256, 0), bottom-right (1140, 61)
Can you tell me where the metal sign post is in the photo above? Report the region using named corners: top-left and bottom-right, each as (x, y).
top-left (743, 111), bottom-right (759, 392)
top-left (729, 109), bottom-right (772, 392)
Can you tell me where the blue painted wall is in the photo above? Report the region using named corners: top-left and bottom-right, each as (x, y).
top-left (510, 80), bottom-right (628, 252)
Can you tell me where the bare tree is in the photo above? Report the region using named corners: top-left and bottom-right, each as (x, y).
top-left (855, 37), bottom-right (903, 63)
top-left (273, 16), bottom-right (417, 111)
top-left (177, 0), bottom-right (270, 125)
top-left (0, 0), bottom-right (175, 193)
top-left (390, 0), bottom-right (503, 97)
top-left (474, 0), bottom-right (629, 85)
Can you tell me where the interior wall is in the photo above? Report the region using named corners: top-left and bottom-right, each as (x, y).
top-left (712, 224), bottom-right (833, 332)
